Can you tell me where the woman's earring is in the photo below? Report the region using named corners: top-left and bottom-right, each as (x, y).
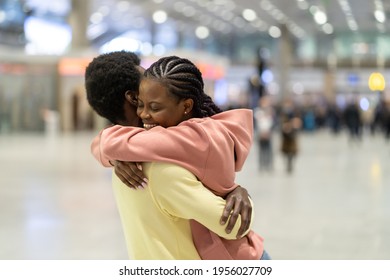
top-left (184, 111), bottom-right (187, 115)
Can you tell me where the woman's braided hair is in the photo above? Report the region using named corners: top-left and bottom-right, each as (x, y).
top-left (144, 56), bottom-right (222, 117)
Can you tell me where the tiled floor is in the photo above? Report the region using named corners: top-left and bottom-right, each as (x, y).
top-left (0, 129), bottom-right (389, 259)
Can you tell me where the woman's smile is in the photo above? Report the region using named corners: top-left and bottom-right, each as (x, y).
top-left (143, 123), bottom-right (158, 129)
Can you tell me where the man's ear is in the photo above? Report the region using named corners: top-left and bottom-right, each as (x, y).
top-left (125, 90), bottom-right (138, 106)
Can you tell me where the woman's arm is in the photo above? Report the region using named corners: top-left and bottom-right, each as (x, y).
top-left (91, 124), bottom-right (209, 168)
top-left (112, 160), bottom-right (147, 190)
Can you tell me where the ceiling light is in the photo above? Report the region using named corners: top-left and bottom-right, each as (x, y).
top-left (374, 10), bottom-right (386, 23)
top-left (337, 0), bottom-right (358, 31)
top-left (260, 0), bottom-right (305, 39)
top-left (347, 19), bottom-right (358, 31)
top-left (195, 26), bottom-right (210, 39)
top-left (322, 23), bottom-right (333, 34)
top-left (268, 26), bottom-right (281, 38)
top-left (314, 10), bottom-right (327, 25)
top-left (242, 9), bottom-right (257, 22)
top-left (100, 37), bottom-right (141, 54)
top-left (152, 10), bottom-right (167, 24)
top-left (90, 12), bottom-right (103, 24)
top-left (297, 0), bottom-right (309, 10)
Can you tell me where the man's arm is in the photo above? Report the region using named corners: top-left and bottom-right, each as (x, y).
top-left (148, 162), bottom-right (253, 239)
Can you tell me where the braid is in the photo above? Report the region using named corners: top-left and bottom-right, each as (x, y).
top-left (201, 94), bottom-right (222, 117)
top-left (144, 56), bottom-right (222, 117)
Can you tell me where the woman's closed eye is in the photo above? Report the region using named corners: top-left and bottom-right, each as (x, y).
top-left (137, 101), bottom-right (144, 109)
top-left (137, 104), bottom-right (162, 114)
top-left (150, 105), bottom-right (162, 112)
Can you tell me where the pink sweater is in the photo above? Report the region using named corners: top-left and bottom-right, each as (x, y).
top-left (91, 109), bottom-right (264, 259)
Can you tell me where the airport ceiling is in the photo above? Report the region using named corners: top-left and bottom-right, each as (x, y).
top-left (0, 0), bottom-right (389, 48)
top-left (88, 0), bottom-right (389, 39)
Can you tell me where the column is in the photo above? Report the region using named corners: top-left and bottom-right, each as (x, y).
top-left (68, 0), bottom-right (90, 51)
top-left (277, 24), bottom-right (292, 99)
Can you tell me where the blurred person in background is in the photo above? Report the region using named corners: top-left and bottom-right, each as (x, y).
top-left (86, 52), bottom-right (267, 260)
top-left (327, 101), bottom-right (342, 135)
top-left (370, 100), bottom-right (384, 136)
top-left (383, 100), bottom-right (390, 141)
top-left (343, 97), bottom-right (362, 142)
top-left (301, 105), bottom-right (316, 132)
top-left (254, 95), bottom-right (274, 171)
top-left (279, 98), bottom-right (302, 173)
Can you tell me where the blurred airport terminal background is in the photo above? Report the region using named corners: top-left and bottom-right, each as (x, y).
top-left (0, 0), bottom-right (389, 259)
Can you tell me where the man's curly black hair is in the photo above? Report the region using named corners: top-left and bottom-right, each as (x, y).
top-left (85, 50), bottom-right (141, 124)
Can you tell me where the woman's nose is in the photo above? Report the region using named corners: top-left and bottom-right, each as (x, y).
top-left (139, 109), bottom-right (150, 119)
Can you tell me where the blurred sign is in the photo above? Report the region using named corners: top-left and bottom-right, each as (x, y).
top-left (58, 58), bottom-right (93, 76)
top-left (347, 73), bottom-right (359, 86)
top-left (196, 63), bottom-right (225, 80)
top-left (368, 72), bottom-right (385, 91)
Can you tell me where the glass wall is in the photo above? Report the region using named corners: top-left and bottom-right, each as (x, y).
top-left (0, 61), bottom-right (58, 133)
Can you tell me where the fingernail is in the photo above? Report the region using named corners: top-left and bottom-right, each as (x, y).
top-left (138, 185), bottom-right (144, 189)
top-left (144, 178), bottom-right (148, 183)
top-left (142, 182), bottom-right (147, 188)
top-left (226, 229), bottom-right (231, 234)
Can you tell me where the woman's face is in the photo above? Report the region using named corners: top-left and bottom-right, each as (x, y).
top-left (137, 78), bottom-right (191, 129)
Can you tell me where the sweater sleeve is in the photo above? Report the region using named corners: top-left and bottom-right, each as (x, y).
top-left (91, 129), bottom-right (112, 167)
top-left (149, 162), bottom-right (253, 239)
top-left (90, 124), bottom-right (210, 180)
top-left (91, 126), bottom-right (147, 167)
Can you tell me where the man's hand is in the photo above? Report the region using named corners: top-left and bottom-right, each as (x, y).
top-left (220, 185), bottom-right (252, 238)
top-left (112, 160), bottom-right (148, 189)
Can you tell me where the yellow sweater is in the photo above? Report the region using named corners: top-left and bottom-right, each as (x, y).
top-left (112, 162), bottom-right (246, 260)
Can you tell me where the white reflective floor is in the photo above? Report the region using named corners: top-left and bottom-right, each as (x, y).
top-left (1, 129), bottom-right (389, 260)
